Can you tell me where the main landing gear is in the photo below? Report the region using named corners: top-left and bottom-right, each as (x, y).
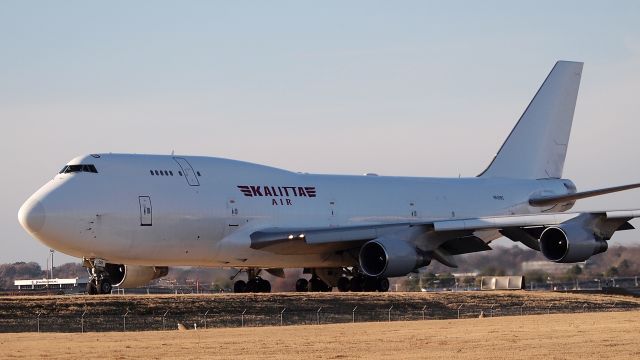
top-left (295, 268), bottom-right (390, 292)
top-left (294, 275), bottom-right (332, 292)
top-left (344, 274), bottom-right (390, 292)
top-left (84, 258), bottom-right (114, 295)
top-left (232, 268), bottom-right (271, 293)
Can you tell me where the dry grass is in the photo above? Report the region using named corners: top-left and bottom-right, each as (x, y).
top-left (2, 291), bottom-right (639, 332)
top-left (0, 311), bottom-right (639, 359)
top-left (3, 290), bottom-right (639, 317)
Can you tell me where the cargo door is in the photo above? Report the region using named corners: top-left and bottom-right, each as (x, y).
top-left (139, 196), bottom-right (152, 226)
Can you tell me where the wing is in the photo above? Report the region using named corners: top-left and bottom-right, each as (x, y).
top-left (250, 223), bottom-right (414, 255)
top-left (249, 210), bottom-right (640, 265)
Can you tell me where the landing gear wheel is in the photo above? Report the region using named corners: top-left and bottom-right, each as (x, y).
top-left (337, 277), bottom-right (351, 292)
top-left (363, 277), bottom-right (378, 292)
top-left (245, 279), bottom-right (259, 293)
top-left (257, 278), bottom-right (271, 293)
top-left (310, 276), bottom-right (331, 292)
top-left (376, 277), bottom-right (390, 292)
top-left (233, 280), bottom-right (247, 293)
top-left (86, 281), bottom-right (98, 295)
top-left (99, 278), bottom-right (112, 294)
top-left (295, 278), bottom-right (309, 292)
top-left (350, 276), bottom-right (363, 292)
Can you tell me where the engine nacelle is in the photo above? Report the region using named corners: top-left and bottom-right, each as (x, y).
top-left (539, 224), bottom-right (608, 263)
top-left (104, 264), bottom-right (169, 288)
top-left (359, 238), bottom-right (424, 277)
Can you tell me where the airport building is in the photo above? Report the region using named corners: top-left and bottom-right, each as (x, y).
top-left (14, 278), bottom-right (89, 291)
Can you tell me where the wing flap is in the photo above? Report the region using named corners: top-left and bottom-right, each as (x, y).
top-left (433, 213), bottom-right (572, 232)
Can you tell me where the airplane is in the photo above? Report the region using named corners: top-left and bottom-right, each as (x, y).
top-left (18, 61), bottom-right (640, 294)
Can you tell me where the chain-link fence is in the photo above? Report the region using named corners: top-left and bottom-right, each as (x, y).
top-left (2, 302), bottom-right (638, 333)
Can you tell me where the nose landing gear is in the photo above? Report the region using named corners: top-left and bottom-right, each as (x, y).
top-left (83, 258), bottom-right (114, 295)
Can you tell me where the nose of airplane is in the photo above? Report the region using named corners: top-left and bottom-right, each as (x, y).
top-left (18, 198), bottom-right (46, 234)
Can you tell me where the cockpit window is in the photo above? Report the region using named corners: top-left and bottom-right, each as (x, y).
top-left (59, 164), bottom-right (98, 174)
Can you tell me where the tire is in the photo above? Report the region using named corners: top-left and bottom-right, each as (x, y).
top-left (350, 276), bottom-right (363, 292)
top-left (245, 279), bottom-right (259, 293)
top-left (309, 277), bottom-right (324, 292)
top-left (337, 277), bottom-right (350, 292)
top-left (363, 277), bottom-right (377, 292)
top-left (233, 280), bottom-right (247, 293)
top-left (86, 281), bottom-right (98, 295)
top-left (257, 278), bottom-right (271, 293)
top-left (377, 277), bottom-right (390, 292)
top-left (295, 278), bottom-right (309, 292)
top-left (99, 279), bottom-right (112, 294)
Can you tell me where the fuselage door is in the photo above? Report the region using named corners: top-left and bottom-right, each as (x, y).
top-left (173, 157), bottom-right (200, 186)
top-left (139, 196), bottom-right (152, 226)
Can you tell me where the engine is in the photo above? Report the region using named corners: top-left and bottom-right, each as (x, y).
top-left (359, 238), bottom-right (425, 277)
top-left (539, 224), bottom-right (608, 263)
top-left (104, 264), bottom-right (169, 288)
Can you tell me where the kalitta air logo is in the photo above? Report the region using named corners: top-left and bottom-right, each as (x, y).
top-left (237, 185), bottom-right (316, 206)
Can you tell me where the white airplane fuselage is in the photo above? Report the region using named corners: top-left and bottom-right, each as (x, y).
top-left (20, 153), bottom-right (574, 268)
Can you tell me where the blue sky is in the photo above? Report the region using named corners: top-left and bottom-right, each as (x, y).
top-left (1, 1), bottom-right (639, 265)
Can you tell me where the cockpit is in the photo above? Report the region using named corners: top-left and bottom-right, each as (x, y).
top-left (59, 164), bottom-right (99, 174)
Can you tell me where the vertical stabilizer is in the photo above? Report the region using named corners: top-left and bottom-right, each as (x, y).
top-left (479, 61), bottom-right (583, 179)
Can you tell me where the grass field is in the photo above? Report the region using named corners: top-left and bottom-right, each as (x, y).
top-left (1, 291), bottom-right (639, 332)
top-left (1, 311), bottom-right (638, 359)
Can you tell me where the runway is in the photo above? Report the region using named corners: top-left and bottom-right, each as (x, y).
top-left (1, 311), bottom-right (639, 359)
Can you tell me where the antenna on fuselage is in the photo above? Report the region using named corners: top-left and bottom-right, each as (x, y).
top-left (171, 149), bottom-right (175, 156)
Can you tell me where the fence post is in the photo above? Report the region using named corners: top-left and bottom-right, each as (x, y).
top-left (36, 311), bottom-right (41, 333)
top-left (490, 304), bottom-right (496, 318)
top-left (520, 303), bottom-right (526, 316)
top-left (422, 305), bottom-right (427, 321)
top-left (457, 304), bottom-right (463, 319)
top-left (81, 311), bottom-right (87, 333)
top-left (388, 305), bottom-right (393, 322)
top-left (241, 309), bottom-right (246, 328)
top-left (280, 308), bottom-right (286, 326)
top-left (316, 307), bottom-right (322, 325)
top-left (162, 310), bottom-right (169, 331)
top-left (352, 306), bottom-right (358, 323)
top-left (547, 304), bottom-right (553, 315)
top-left (204, 310), bottom-right (209, 329)
top-left (123, 311), bottom-right (129, 332)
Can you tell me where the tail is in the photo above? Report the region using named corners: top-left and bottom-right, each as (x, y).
top-left (479, 61), bottom-right (583, 179)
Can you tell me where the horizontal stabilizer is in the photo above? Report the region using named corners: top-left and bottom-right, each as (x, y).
top-left (529, 182), bottom-right (640, 207)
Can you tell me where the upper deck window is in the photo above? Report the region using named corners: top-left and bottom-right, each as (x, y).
top-left (59, 164), bottom-right (98, 174)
